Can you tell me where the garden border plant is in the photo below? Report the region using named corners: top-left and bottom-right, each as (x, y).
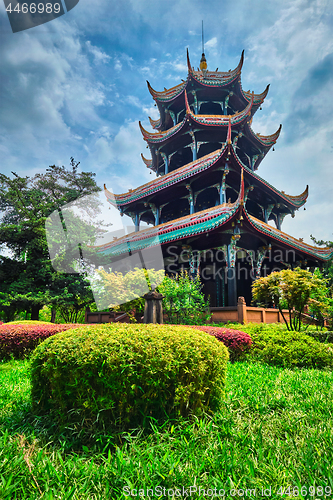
top-left (0, 322), bottom-right (82, 360)
top-left (225, 322), bottom-right (333, 370)
top-left (189, 325), bottom-right (252, 361)
top-left (30, 323), bottom-right (229, 433)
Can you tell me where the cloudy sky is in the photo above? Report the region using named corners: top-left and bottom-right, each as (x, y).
top-left (0, 0), bottom-right (333, 245)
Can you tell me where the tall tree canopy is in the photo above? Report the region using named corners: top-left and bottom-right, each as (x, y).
top-left (0, 159), bottom-right (102, 321)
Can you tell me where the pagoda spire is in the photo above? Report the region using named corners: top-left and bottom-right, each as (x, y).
top-left (199, 21), bottom-right (207, 71)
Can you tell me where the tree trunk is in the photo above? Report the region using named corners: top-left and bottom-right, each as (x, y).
top-left (51, 308), bottom-right (56, 323)
top-left (31, 305), bottom-right (40, 321)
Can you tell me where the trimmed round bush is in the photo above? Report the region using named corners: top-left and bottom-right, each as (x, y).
top-left (190, 325), bottom-right (252, 361)
top-left (31, 324), bottom-right (229, 431)
top-left (0, 323), bottom-right (81, 360)
top-left (246, 327), bottom-right (333, 369)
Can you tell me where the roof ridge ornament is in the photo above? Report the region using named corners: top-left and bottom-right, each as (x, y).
top-left (254, 123), bottom-right (282, 146)
top-left (186, 48), bottom-right (193, 75)
top-left (146, 80), bottom-right (156, 98)
top-left (238, 50), bottom-right (245, 73)
top-left (149, 116), bottom-right (161, 130)
top-left (141, 153), bottom-right (153, 168)
top-left (227, 118), bottom-right (232, 144)
top-left (239, 168), bottom-right (245, 206)
top-left (185, 89), bottom-right (191, 116)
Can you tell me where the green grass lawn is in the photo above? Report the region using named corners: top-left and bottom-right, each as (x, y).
top-left (1, 358), bottom-right (333, 499)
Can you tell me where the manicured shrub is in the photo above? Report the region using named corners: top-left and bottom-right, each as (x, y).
top-left (246, 326), bottom-right (333, 369)
top-left (190, 325), bottom-right (252, 361)
top-left (231, 322), bottom-right (287, 338)
top-left (220, 323), bottom-right (333, 369)
top-left (31, 324), bottom-right (229, 431)
top-left (0, 323), bottom-right (81, 360)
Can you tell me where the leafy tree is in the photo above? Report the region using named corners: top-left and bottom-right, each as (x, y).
top-left (96, 268), bottom-right (210, 325)
top-left (307, 269), bottom-right (333, 330)
top-left (310, 235), bottom-right (333, 327)
top-left (0, 159), bottom-right (101, 321)
top-left (96, 267), bottom-right (165, 320)
top-left (158, 270), bottom-right (211, 325)
top-left (252, 267), bottom-right (328, 331)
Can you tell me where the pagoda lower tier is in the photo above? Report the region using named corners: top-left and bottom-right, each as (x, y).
top-left (96, 171), bottom-right (333, 306)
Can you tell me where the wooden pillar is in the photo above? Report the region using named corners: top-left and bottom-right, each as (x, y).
top-left (161, 152), bottom-right (169, 175)
top-left (190, 200), bottom-right (195, 214)
top-left (227, 242), bottom-right (237, 306)
top-left (261, 308), bottom-right (266, 323)
top-left (224, 95), bottom-right (230, 115)
top-left (155, 209), bottom-right (159, 226)
top-left (135, 212), bottom-right (140, 232)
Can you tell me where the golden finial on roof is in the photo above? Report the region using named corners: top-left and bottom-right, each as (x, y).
top-left (200, 53), bottom-right (207, 71)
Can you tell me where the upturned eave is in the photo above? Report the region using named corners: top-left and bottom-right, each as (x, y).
top-left (228, 145), bottom-right (308, 208)
top-left (97, 177), bottom-right (330, 262)
top-left (111, 148), bottom-right (225, 206)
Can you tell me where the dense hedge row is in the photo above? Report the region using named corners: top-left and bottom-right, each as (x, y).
top-left (229, 323), bottom-right (333, 369)
top-left (0, 323), bottom-right (81, 360)
top-left (190, 325), bottom-right (252, 361)
top-left (31, 324), bottom-right (229, 431)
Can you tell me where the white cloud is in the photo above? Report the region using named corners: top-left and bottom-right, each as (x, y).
top-left (174, 62), bottom-right (188, 73)
top-left (85, 120), bottom-right (152, 192)
top-left (206, 37), bottom-right (217, 49)
top-left (86, 41), bottom-right (111, 64)
top-left (246, 0), bottom-right (333, 88)
top-left (114, 59), bottom-right (122, 71)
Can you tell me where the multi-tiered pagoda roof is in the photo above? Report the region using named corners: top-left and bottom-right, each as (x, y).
top-left (99, 48), bottom-right (333, 306)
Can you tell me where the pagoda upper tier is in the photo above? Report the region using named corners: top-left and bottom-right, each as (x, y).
top-left (105, 127), bottom-right (308, 231)
top-left (142, 49), bottom-right (276, 175)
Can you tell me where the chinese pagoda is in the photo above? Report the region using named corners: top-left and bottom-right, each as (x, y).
top-left (99, 49), bottom-right (333, 306)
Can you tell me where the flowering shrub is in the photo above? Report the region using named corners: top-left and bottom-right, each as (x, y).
top-left (190, 326), bottom-right (252, 361)
top-left (0, 323), bottom-right (81, 360)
